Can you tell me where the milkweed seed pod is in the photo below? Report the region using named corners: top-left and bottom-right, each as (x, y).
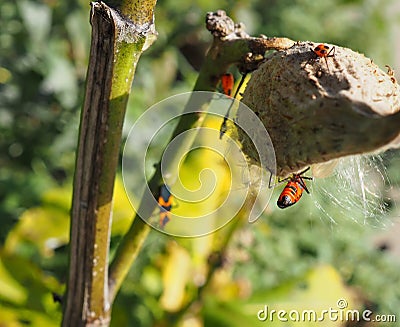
top-left (236, 41), bottom-right (400, 178)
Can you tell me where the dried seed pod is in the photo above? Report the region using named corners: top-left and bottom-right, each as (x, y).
top-left (237, 41), bottom-right (400, 178)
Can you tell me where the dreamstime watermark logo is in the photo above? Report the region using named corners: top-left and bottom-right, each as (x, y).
top-left (257, 298), bottom-right (397, 323)
top-left (122, 91), bottom-right (276, 237)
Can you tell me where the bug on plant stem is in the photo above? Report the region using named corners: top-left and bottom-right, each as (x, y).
top-left (219, 73), bottom-right (247, 139)
top-left (277, 167), bottom-right (313, 209)
top-left (312, 43), bottom-right (336, 71)
top-left (221, 73), bottom-right (235, 97)
top-left (158, 184), bottom-right (173, 229)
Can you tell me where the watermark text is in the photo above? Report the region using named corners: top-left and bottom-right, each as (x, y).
top-left (257, 299), bottom-right (396, 323)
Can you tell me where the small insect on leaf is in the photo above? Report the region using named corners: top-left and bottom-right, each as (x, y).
top-left (277, 167), bottom-right (313, 209)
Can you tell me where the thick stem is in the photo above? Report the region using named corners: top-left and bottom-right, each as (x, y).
top-left (62, 1), bottom-right (156, 326)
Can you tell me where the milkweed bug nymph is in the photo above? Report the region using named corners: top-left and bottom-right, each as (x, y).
top-left (219, 73), bottom-right (247, 139)
top-left (221, 73), bottom-right (235, 97)
top-left (312, 43), bottom-right (336, 72)
top-left (158, 184), bottom-right (173, 229)
top-left (277, 167), bottom-right (313, 209)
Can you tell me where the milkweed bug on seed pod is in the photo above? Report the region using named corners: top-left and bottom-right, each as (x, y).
top-left (219, 73), bottom-right (247, 139)
top-left (312, 44), bottom-right (335, 72)
top-left (221, 73), bottom-right (235, 97)
top-left (158, 184), bottom-right (173, 229)
top-left (277, 167), bottom-right (312, 209)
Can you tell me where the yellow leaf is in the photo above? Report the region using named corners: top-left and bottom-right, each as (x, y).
top-left (0, 256), bottom-right (27, 305)
top-left (5, 207), bottom-right (69, 257)
top-left (160, 242), bottom-right (191, 312)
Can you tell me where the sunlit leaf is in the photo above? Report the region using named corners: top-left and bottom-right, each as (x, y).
top-left (111, 176), bottom-right (135, 236)
top-left (4, 206), bottom-right (69, 257)
top-left (0, 255), bottom-right (27, 304)
top-left (242, 265), bottom-right (359, 326)
top-left (0, 250), bottom-right (63, 325)
top-left (160, 241), bottom-right (192, 312)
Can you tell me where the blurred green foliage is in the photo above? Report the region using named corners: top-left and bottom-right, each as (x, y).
top-left (1, 0), bottom-right (400, 326)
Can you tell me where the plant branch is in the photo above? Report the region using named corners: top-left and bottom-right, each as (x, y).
top-left (107, 10), bottom-right (294, 302)
top-left (62, 1), bottom-right (156, 326)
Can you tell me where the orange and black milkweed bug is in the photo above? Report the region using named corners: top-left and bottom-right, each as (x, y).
top-left (219, 73), bottom-right (247, 139)
top-left (277, 167), bottom-right (312, 209)
top-left (221, 73), bottom-right (235, 97)
top-left (158, 184), bottom-right (173, 229)
top-left (312, 43), bottom-right (336, 72)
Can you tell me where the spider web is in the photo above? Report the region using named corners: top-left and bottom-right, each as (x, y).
top-left (310, 154), bottom-right (396, 228)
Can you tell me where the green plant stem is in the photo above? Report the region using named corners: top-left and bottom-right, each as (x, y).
top-left (107, 73), bottom-right (223, 303)
top-left (107, 21), bottom-right (294, 301)
top-left (107, 42), bottom-right (233, 302)
top-left (62, 1), bottom-right (156, 326)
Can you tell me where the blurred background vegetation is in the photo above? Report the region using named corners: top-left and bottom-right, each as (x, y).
top-left (1, 0), bottom-right (400, 326)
